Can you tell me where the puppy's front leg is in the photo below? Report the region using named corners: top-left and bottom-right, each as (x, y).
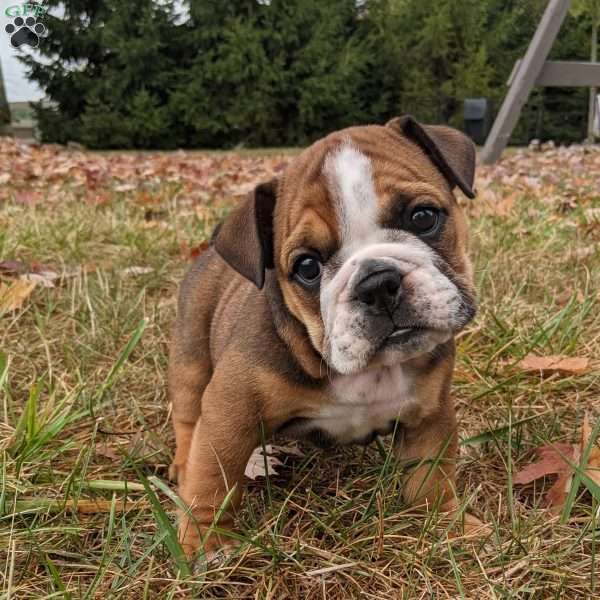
top-left (178, 378), bottom-right (260, 560)
top-left (394, 397), bottom-right (458, 509)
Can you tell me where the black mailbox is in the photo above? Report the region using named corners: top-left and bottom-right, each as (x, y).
top-left (464, 98), bottom-right (491, 146)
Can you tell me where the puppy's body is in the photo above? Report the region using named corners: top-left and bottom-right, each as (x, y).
top-left (169, 119), bottom-right (476, 558)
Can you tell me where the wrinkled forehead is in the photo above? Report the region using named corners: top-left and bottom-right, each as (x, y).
top-left (275, 125), bottom-right (452, 263)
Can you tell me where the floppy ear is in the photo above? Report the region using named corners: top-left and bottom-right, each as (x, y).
top-left (213, 179), bottom-right (278, 289)
top-left (386, 115), bottom-right (476, 199)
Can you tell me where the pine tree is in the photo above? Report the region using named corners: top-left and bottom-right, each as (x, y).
top-left (21, 0), bottom-right (186, 148)
top-left (174, 0), bottom-right (373, 147)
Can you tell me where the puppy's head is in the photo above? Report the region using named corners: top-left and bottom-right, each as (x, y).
top-left (215, 117), bottom-right (477, 375)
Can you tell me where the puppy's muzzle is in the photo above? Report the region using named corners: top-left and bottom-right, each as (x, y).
top-left (354, 260), bottom-right (404, 315)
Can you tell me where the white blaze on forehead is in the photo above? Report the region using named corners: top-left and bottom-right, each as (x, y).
top-left (323, 143), bottom-right (378, 246)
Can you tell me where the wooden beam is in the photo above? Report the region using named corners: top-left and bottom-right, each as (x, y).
top-left (536, 61), bottom-right (600, 87)
top-left (480, 0), bottom-right (572, 165)
top-left (508, 60), bottom-right (600, 87)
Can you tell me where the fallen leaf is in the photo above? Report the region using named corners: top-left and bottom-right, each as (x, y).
top-left (0, 279), bottom-right (37, 312)
top-left (14, 190), bottom-right (43, 206)
top-left (95, 442), bottom-right (121, 461)
top-left (269, 443), bottom-right (305, 457)
top-left (244, 443), bottom-right (304, 480)
top-left (518, 354), bottom-right (590, 376)
top-left (245, 448), bottom-right (283, 480)
top-left (0, 260), bottom-right (29, 277)
top-left (513, 443), bottom-right (575, 485)
top-left (180, 240), bottom-right (210, 261)
top-left (514, 413), bottom-right (600, 509)
top-left (22, 270), bottom-right (60, 288)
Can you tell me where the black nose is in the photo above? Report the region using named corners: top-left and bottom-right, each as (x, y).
top-left (355, 269), bottom-right (403, 313)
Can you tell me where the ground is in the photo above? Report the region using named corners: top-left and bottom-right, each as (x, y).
top-left (1, 138), bottom-right (599, 599)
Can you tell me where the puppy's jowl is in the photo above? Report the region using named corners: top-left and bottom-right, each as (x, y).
top-left (168, 116), bottom-right (477, 558)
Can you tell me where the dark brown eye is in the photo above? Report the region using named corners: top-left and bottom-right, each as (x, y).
top-left (409, 207), bottom-right (441, 235)
top-left (293, 254), bottom-right (322, 285)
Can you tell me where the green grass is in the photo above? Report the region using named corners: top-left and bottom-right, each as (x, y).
top-left (1, 146), bottom-right (600, 598)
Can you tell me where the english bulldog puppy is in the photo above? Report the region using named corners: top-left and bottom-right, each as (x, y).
top-left (168, 116), bottom-right (477, 559)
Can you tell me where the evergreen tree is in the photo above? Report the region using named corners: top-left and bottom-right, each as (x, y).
top-left (22, 0), bottom-right (186, 148)
top-left (362, 0), bottom-right (496, 126)
top-left (173, 0), bottom-right (373, 147)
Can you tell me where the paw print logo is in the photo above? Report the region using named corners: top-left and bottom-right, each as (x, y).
top-left (5, 16), bottom-right (46, 48)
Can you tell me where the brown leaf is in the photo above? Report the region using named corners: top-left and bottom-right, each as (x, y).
top-left (545, 470), bottom-right (573, 510)
top-left (95, 442), bottom-right (121, 461)
top-left (14, 190), bottom-right (43, 206)
top-left (513, 443), bottom-right (575, 485)
top-left (514, 413), bottom-right (600, 509)
top-left (0, 279), bottom-right (37, 312)
top-left (518, 354), bottom-right (590, 376)
top-left (0, 260), bottom-right (29, 277)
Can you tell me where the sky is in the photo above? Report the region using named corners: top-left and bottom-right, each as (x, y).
top-left (1, 0), bottom-right (188, 103)
top-left (1, 1), bottom-right (47, 102)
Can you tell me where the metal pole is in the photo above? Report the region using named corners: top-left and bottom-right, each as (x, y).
top-left (480, 0), bottom-right (572, 164)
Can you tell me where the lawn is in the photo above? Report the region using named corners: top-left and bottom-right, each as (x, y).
top-left (1, 137), bottom-right (600, 599)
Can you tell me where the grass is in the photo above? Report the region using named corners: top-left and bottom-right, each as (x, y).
top-left (1, 144), bottom-right (600, 598)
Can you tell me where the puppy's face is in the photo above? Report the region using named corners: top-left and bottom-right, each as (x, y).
top-left (216, 118), bottom-right (477, 376)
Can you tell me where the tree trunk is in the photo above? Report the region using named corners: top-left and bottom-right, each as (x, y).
top-left (587, 19), bottom-right (598, 142)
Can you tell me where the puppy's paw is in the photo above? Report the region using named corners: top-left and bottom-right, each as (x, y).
top-left (441, 498), bottom-right (492, 538)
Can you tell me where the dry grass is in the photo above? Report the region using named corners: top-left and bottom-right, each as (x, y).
top-left (1, 145), bottom-right (600, 599)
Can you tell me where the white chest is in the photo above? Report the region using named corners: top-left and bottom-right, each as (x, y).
top-left (309, 364), bottom-right (417, 444)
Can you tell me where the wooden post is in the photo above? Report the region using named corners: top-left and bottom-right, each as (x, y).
top-left (0, 56), bottom-right (11, 127)
top-left (588, 19), bottom-right (598, 141)
top-left (480, 0), bottom-right (572, 164)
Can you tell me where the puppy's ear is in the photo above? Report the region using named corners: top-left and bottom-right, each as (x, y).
top-left (387, 115), bottom-right (476, 199)
top-left (213, 179), bottom-right (278, 289)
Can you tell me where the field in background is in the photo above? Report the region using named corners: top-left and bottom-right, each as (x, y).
top-left (1, 138), bottom-right (600, 598)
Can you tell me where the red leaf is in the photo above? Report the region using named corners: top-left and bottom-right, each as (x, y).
top-left (180, 240), bottom-right (210, 261)
top-left (513, 443), bottom-right (575, 485)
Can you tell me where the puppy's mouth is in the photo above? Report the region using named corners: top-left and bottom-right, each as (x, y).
top-left (386, 325), bottom-right (430, 344)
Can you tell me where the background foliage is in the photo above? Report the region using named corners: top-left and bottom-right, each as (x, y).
top-left (20, 0), bottom-right (598, 148)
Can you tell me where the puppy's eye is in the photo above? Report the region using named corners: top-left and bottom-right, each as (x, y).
top-left (408, 206), bottom-right (442, 236)
top-left (293, 254), bottom-right (322, 286)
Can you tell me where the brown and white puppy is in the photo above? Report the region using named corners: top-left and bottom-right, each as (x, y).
top-left (168, 116), bottom-right (477, 559)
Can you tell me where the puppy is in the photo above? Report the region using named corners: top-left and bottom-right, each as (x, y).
top-left (168, 116), bottom-right (477, 558)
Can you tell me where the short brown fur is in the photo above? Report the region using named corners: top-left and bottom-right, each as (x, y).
top-left (168, 119), bottom-right (476, 558)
